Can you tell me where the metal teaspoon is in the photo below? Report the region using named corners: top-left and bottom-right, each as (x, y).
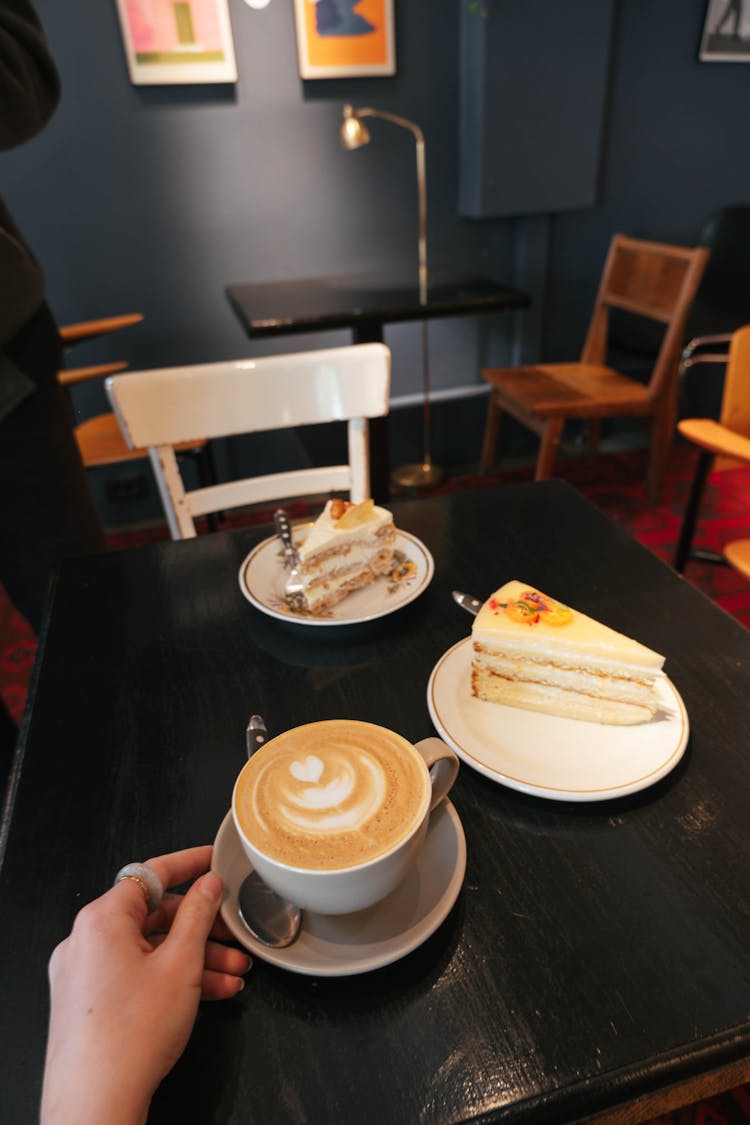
top-left (237, 715), bottom-right (302, 948)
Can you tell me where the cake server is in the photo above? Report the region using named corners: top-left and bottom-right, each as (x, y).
top-left (273, 508), bottom-right (306, 611)
top-left (452, 590), bottom-right (482, 616)
top-left (237, 714), bottom-right (302, 948)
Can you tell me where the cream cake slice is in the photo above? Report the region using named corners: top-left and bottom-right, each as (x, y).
top-left (296, 498), bottom-right (396, 614)
top-left (471, 580), bottom-right (665, 725)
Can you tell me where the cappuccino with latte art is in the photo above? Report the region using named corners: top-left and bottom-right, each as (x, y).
top-left (234, 720), bottom-right (428, 870)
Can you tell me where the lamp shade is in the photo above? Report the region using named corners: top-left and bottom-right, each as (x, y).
top-left (340, 105), bottom-right (370, 150)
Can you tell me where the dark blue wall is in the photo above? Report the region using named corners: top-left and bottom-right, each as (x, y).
top-left (2, 0), bottom-right (747, 526)
top-left (547, 0), bottom-right (750, 360)
top-left (4, 1), bottom-right (517, 382)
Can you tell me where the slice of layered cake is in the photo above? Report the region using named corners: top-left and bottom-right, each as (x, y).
top-left (296, 499), bottom-right (396, 614)
top-left (471, 580), bottom-right (665, 725)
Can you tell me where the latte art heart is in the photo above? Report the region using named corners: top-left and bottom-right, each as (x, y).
top-left (235, 720), bottom-right (430, 870)
top-left (290, 755), bottom-right (324, 783)
top-left (280, 755), bottom-right (385, 831)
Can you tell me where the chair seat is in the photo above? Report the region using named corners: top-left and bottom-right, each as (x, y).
top-left (482, 362), bottom-right (652, 420)
top-left (75, 413), bottom-right (205, 468)
top-left (478, 234), bottom-right (708, 505)
top-left (725, 539), bottom-right (750, 581)
top-left (677, 418), bottom-right (750, 463)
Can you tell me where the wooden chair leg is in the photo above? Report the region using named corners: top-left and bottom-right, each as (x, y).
top-left (536, 418), bottom-right (564, 480)
top-left (587, 420), bottom-right (601, 455)
top-left (480, 392), bottom-right (503, 474)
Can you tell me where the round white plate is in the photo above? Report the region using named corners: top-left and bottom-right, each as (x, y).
top-left (427, 638), bottom-right (689, 802)
top-left (212, 801), bottom-right (466, 976)
top-left (238, 527), bottom-right (434, 626)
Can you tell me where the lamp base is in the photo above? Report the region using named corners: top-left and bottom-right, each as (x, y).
top-left (390, 460), bottom-right (444, 490)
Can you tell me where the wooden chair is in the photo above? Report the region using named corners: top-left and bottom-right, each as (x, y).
top-left (479, 234), bottom-right (709, 503)
top-left (105, 343), bottom-right (391, 539)
top-left (58, 313), bottom-right (208, 469)
top-left (58, 313), bottom-right (143, 466)
top-left (673, 324), bottom-right (750, 574)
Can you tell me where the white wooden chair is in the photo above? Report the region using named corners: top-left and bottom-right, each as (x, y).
top-left (105, 343), bottom-right (390, 539)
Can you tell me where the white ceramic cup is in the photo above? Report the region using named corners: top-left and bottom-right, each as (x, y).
top-left (232, 721), bottom-right (458, 915)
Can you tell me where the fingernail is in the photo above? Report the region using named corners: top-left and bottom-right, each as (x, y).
top-left (235, 977), bottom-right (245, 993)
top-left (200, 872), bottom-right (223, 902)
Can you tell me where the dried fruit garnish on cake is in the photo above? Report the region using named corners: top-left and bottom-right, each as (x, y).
top-left (334, 499), bottom-right (375, 529)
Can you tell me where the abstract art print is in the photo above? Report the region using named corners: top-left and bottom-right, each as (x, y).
top-left (699, 0), bottom-right (750, 60)
top-left (116, 0), bottom-right (237, 84)
top-left (293, 0), bottom-right (396, 78)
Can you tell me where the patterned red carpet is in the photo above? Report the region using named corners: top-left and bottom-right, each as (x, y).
top-left (3, 443), bottom-right (750, 1124)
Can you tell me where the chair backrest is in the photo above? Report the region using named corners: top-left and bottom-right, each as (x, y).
top-left (106, 343), bottom-right (390, 539)
top-left (715, 324), bottom-right (750, 471)
top-left (581, 234), bottom-right (709, 401)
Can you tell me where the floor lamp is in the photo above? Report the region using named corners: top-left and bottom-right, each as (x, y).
top-left (340, 104), bottom-right (443, 489)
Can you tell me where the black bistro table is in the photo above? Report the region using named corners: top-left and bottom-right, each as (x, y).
top-left (4, 481), bottom-right (750, 1123)
top-left (225, 271), bottom-right (530, 501)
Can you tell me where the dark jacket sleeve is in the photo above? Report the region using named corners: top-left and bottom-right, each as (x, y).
top-left (0, 0), bottom-right (60, 151)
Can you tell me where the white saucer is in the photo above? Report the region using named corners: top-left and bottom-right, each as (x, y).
top-left (427, 638), bottom-right (689, 802)
top-left (211, 802), bottom-right (466, 976)
top-left (238, 527), bottom-right (434, 626)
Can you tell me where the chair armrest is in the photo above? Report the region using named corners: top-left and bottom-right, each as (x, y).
top-left (58, 361), bottom-right (128, 387)
top-left (680, 352), bottom-right (730, 372)
top-left (679, 334), bottom-right (732, 374)
top-left (59, 313), bottom-right (144, 346)
top-left (682, 333), bottom-right (734, 359)
top-left (677, 418), bottom-right (750, 462)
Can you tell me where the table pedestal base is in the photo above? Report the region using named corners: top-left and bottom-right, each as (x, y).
top-left (391, 459), bottom-right (444, 489)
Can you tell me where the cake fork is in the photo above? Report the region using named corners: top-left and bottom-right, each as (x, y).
top-left (273, 508), bottom-right (306, 611)
top-left (452, 590), bottom-right (482, 616)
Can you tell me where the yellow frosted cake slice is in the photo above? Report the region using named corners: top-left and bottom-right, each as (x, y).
top-left (471, 580), bottom-right (665, 725)
top-left (296, 498), bottom-right (396, 614)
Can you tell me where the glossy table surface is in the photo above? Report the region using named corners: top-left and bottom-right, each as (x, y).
top-left (4, 481), bottom-right (750, 1124)
top-left (225, 270), bottom-right (531, 504)
top-left (225, 271), bottom-right (530, 340)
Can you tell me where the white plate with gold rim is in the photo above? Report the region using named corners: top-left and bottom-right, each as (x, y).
top-left (238, 527), bottom-right (434, 626)
top-left (427, 638), bottom-right (689, 802)
top-left (212, 802), bottom-right (466, 976)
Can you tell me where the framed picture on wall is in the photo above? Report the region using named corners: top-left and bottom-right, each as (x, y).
top-left (293, 0), bottom-right (396, 79)
top-left (699, 0), bottom-right (750, 60)
top-left (116, 0), bottom-right (237, 84)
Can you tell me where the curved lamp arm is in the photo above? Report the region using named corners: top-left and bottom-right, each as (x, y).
top-left (341, 105), bottom-right (427, 303)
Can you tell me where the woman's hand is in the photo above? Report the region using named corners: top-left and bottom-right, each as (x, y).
top-left (41, 845), bottom-right (250, 1125)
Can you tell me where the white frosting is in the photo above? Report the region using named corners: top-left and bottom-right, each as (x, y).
top-left (298, 500), bottom-right (393, 560)
top-left (472, 580), bottom-right (664, 673)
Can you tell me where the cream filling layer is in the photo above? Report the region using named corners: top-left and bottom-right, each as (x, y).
top-left (472, 639), bottom-right (665, 681)
top-left (471, 670), bottom-right (653, 725)
top-left (299, 534), bottom-right (395, 582)
top-left (302, 548), bottom-right (393, 609)
top-left (471, 649), bottom-right (658, 708)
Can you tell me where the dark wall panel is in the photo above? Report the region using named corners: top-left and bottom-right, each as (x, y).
top-left (460, 0), bottom-right (616, 218)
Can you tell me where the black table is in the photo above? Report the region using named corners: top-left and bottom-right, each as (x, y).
top-left (225, 271), bottom-right (530, 501)
top-left (5, 482), bottom-right (750, 1124)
